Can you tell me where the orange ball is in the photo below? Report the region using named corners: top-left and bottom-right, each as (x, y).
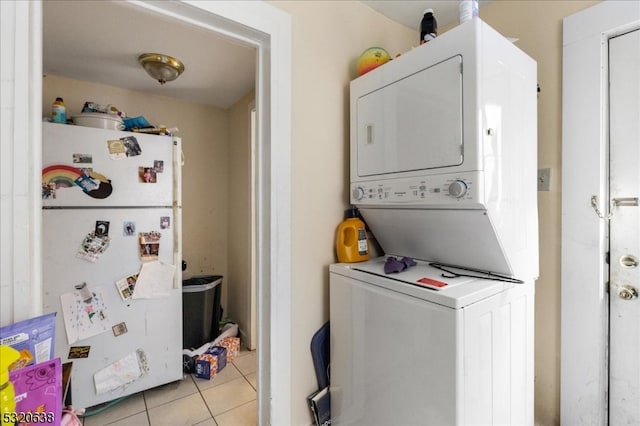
top-left (357, 47), bottom-right (390, 76)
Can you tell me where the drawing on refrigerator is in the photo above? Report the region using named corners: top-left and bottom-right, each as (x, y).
top-left (42, 122), bottom-right (183, 409)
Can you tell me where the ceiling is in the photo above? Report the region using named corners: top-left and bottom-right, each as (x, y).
top-left (361, 0), bottom-right (491, 32)
top-left (43, 1), bottom-right (256, 109)
top-left (43, 1), bottom-right (482, 110)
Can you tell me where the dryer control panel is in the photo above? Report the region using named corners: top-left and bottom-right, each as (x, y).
top-left (351, 172), bottom-right (483, 208)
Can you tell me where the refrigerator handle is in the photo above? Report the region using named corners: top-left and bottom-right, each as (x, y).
top-left (172, 137), bottom-right (183, 289)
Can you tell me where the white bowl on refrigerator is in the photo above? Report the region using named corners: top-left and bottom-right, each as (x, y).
top-left (72, 112), bottom-right (125, 130)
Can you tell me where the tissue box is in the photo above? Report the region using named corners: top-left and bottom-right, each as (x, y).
top-left (206, 346), bottom-right (228, 371)
top-left (195, 346), bottom-right (227, 380)
top-left (218, 337), bottom-right (240, 362)
top-left (195, 354), bottom-right (217, 380)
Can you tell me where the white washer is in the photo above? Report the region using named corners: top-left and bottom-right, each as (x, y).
top-left (330, 258), bottom-right (534, 425)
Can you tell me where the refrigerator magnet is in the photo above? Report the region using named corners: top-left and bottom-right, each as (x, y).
top-left (74, 282), bottom-right (93, 303)
top-left (42, 164), bottom-right (113, 199)
top-left (75, 172), bottom-right (113, 199)
top-left (72, 153), bottom-right (93, 164)
top-left (160, 216), bottom-right (170, 230)
top-left (112, 322), bottom-right (128, 337)
top-left (107, 139), bottom-right (127, 160)
top-left (138, 231), bottom-right (160, 261)
top-left (122, 136), bottom-right (142, 157)
top-left (77, 231), bottom-right (110, 262)
top-left (42, 182), bottom-right (57, 200)
top-left (139, 166), bottom-right (157, 183)
top-left (123, 221), bottom-right (136, 236)
top-left (115, 274), bottom-right (137, 301)
top-left (95, 220), bottom-right (110, 237)
top-left (154, 160), bottom-right (164, 173)
top-left (68, 346), bottom-right (91, 359)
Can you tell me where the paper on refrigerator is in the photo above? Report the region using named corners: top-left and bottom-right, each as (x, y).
top-left (132, 260), bottom-right (176, 299)
top-left (60, 284), bottom-right (112, 344)
top-left (94, 349), bottom-right (149, 394)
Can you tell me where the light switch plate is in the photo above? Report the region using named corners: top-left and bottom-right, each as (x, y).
top-left (538, 168), bottom-right (551, 191)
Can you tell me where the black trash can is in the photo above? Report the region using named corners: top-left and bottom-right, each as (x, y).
top-left (182, 275), bottom-right (223, 349)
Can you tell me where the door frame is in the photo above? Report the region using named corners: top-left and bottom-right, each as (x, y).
top-left (561, 1), bottom-right (640, 424)
top-left (249, 100), bottom-right (257, 351)
top-left (32, 0), bottom-right (292, 423)
top-left (123, 3), bottom-right (292, 423)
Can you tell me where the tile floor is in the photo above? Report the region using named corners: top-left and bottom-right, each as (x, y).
top-left (80, 349), bottom-right (257, 426)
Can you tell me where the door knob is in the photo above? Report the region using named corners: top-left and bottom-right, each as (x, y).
top-left (618, 284), bottom-right (639, 300)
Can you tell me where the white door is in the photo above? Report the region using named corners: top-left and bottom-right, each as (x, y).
top-left (608, 28), bottom-right (640, 424)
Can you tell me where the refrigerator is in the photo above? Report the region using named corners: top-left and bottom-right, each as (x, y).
top-left (41, 121), bottom-right (183, 409)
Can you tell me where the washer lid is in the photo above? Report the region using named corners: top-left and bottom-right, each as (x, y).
top-left (332, 257), bottom-right (515, 309)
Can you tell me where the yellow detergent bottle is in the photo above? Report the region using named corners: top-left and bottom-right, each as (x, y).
top-left (336, 207), bottom-right (370, 263)
top-left (0, 345), bottom-right (20, 426)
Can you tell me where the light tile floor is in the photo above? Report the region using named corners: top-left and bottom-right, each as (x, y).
top-left (80, 349), bottom-right (257, 426)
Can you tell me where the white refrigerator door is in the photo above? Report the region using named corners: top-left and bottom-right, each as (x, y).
top-left (43, 122), bottom-right (178, 207)
top-left (42, 207), bottom-right (182, 409)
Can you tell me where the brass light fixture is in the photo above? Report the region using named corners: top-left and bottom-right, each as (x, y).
top-left (138, 53), bottom-right (185, 85)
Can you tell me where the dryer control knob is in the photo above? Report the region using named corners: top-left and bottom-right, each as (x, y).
top-left (448, 180), bottom-right (467, 198)
top-left (352, 186), bottom-right (365, 201)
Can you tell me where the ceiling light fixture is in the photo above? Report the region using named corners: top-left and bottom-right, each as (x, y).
top-left (138, 53), bottom-right (185, 85)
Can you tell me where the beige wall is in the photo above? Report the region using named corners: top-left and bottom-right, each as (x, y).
top-left (42, 75), bottom-right (231, 306)
top-left (269, 1), bottom-right (417, 423)
top-left (227, 90), bottom-right (255, 346)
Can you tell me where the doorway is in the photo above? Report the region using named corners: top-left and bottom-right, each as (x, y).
top-left (561, 1), bottom-right (640, 424)
top-left (92, 2), bottom-right (291, 424)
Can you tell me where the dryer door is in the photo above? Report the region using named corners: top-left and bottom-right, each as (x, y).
top-left (355, 55), bottom-right (463, 178)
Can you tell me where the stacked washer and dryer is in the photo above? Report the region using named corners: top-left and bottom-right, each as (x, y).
top-left (330, 19), bottom-right (538, 425)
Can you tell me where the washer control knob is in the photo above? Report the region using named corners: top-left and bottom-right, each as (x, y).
top-left (448, 180), bottom-right (468, 198)
top-left (352, 186), bottom-right (365, 201)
